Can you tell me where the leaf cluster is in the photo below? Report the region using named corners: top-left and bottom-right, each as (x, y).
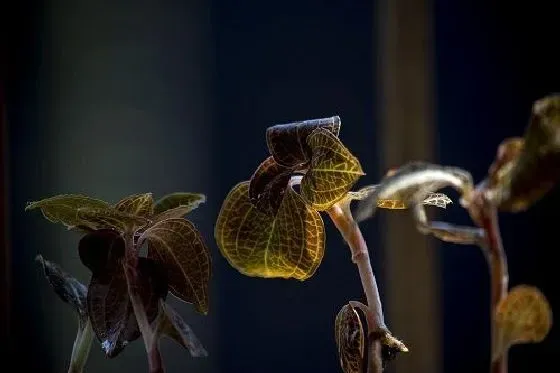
top-left (29, 192), bottom-right (210, 370)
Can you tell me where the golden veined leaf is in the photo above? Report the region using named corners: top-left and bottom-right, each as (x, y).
top-left (77, 207), bottom-right (149, 232)
top-left (141, 218), bottom-right (211, 314)
top-left (493, 285), bottom-right (552, 361)
top-left (153, 300), bottom-right (208, 357)
top-left (25, 194), bottom-right (111, 229)
top-left (153, 192), bottom-right (206, 215)
top-left (248, 156), bottom-right (296, 215)
top-left (215, 181), bottom-right (325, 280)
top-left (265, 116), bottom-right (341, 167)
top-left (488, 95), bottom-right (560, 212)
top-left (301, 128), bottom-right (365, 210)
top-left (114, 193), bottom-right (154, 217)
top-left (335, 303), bottom-right (365, 373)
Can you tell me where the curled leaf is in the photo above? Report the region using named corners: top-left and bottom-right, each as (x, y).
top-left (154, 301), bottom-right (208, 357)
top-left (140, 218), bottom-right (211, 314)
top-left (335, 303), bottom-right (365, 373)
top-left (301, 128), bottom-right (365, 210)
top-left (36, 255), bottom-right (88, 325)
top-left (154, 193), bottom-right (206, 215)
top-left (355, 161), bottom-right (473, 222)
top-left (215, 181), bottom-right (325, 280)
top-left (115, 193), bottom-right (154, 217)
top-left (266, 116), bottom-right (341, 167)
top-left (78, 229), bottom-right (125, 274)
top-left (77, 207), bottom-right (149, 232)
top-left (249, 156), bottom-right (297, 214)
top-left (493, 285), bottom-right (552, 361)
top-left (25, 194), bottom-right (111, 230)
top-left (487, 95), bottom-right (560, 212)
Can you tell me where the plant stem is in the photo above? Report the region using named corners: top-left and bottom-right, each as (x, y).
top-left (328, 200), bottom-right (385, 373)
top-left (468, 192), bottom-right (509, 373)
top-left (123, 232), bottom-right (164, 373)
top-left (68, 320), bottom-right (93, 373)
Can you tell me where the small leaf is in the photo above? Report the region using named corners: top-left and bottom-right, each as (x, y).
top-left (140, 218), bottom-right (211, 314)
top-left (25, 194), bottom-right (111, 230)
top-left (421, 192), bottom-right (453, 209)
top-left (154, 301), bottom-right (208, 357)
top-left (248, 156), bottom-right (297, 214)
top-left (335, 303), bottom-right (365, 373)
top-left (78, 207), bottom-right (149, 232)
top-left (347, 185), bottom-right (377, 201)
top-left (87, 256), bottom-right (167, 358)
top-left (487, 94), bottom-right (560, 212)
top-left (154, 193), bottom-right (206, 215)
top-left (355, 161), bottom-right (473, 222)
top-left (115, 193), bottom-right (154, 217)
top-left (301, 128), bottom-right (365, 210)
top-left (493, 285), bottom-right (552, 361)
top-left (215, 181), bottom-right (325, 280)
top-left (266, 116), bottom-right (341, 167)
top-left (36, 255), bottom-right (88, 325)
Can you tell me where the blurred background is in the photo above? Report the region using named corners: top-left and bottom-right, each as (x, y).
top-left (1, 0), bottom-right (558, 372)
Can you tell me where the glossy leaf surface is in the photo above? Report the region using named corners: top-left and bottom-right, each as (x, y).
top-left (215, 181), bottom-right (325, 280)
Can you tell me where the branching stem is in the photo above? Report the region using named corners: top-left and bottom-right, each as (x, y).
top-left (328, 199), bottom-right (385, 373)
top-left (123, 232), bottom-right (165, 373)
top-left (467, 191), bottom-right (509, 373)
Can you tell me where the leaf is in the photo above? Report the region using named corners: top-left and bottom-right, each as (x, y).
top-left (154, 193), bottom-right (206, 215)
top-left (248, 156), bottom-right (297, 214)
top-left (77, 207), bottom-right (149, 232)
top-left (266, 116), bottom-right (341, 167)
top-left (215, 181), bottom-right (325, 280)
top-left (115, 193), bottom-right (154, 217)
top-left (140, 218), bottom-right (211, 315)
top-left (36, 255), bottom-right (88, 325)
top-left (154, 301), bottom-right (208, 357)
top-left (78, 229), bottom-right (126, 274)
top-left (86, 253), bottom-right (168, 358)
top-left (300, 128), bottom-right (365, 210)
top-left (335, 303), bottom-right (365, 373)
top-left (487, 94), bottom-right (560, 212)
top-left (493, 285), bottom-right (552, 361)
top-left (354, 161), bottom-right (473, 222)
top-left (25, 194), bottom-right (111, 230)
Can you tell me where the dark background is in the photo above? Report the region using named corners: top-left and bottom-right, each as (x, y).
top-left (2, 1), bottom-right (558, 373)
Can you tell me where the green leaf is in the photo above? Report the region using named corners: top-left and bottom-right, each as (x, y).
top-left (154, 301), bottom-right (208, 357)
top-left (215, 181), bottom-right (325, 280)
top-left (266, 116), bottom-right (341, 167)
top-left (114, 193), bottom-right (154, 217)
top-left (493, 285), bottom-right (552, 361)
top-left (487, 94), bottom-right (560, 212)
top-left (300, 128), bottom-right (364, 210)
top-left (25, 194), bottom-right (111, 230)
top-left (77, 208), bottom-right (149, 232)
top-left (335, 303), bottom-right (365, 373)
top-left (140, 218), bottom-right (211, 314)
top-left (354, 161), bottom-right (473, 222)
top-left (154, 192), bottom-right (206, 215)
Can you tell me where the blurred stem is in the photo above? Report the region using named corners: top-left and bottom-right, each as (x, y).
top-left (68, 320), bottom-right (93, 373)
top-left (123, 232), bottom-right (164, 373)
top-left (328, 199), bottom-right (385, 373)
top-left (468, 191), bottom-right (509, 373)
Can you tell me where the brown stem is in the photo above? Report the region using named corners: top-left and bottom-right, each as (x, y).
top-left (468, 192), bottom-right (509, 373)
top-left (148, 342), bottom-right (165, 373)
top-left (328, 201), bottom-right (385, 373)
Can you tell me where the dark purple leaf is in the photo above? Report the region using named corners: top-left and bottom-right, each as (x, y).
top-left (87, 257), bottom-right (167, 358)
top-left (265, 116), bottom-right (341, 167)
top-left (78, 229), bottom-right (125, 274)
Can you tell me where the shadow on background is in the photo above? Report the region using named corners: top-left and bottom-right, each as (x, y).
top-left (2, 1), bottom-right (558, 373)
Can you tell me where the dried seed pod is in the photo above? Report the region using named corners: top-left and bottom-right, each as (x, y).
top-left (335, 303), bottom-right (365, 373)
top-left (493, 285), bottom-right (552, 361)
